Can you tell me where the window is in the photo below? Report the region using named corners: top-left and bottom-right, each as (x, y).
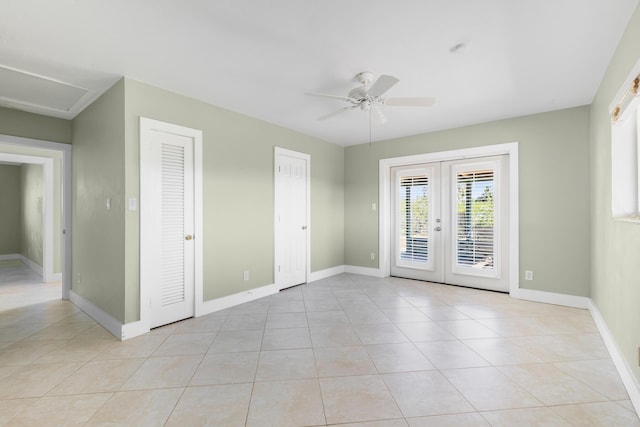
top-left (399, 174), bottom-right (430, 262)
top-left (611, 63), bottom-right (640, 222)
top-left (455, 168), bottom-right (495, 269)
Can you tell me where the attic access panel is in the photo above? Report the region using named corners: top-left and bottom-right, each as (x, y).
top-left (0, 65), bottom-right (94, 116)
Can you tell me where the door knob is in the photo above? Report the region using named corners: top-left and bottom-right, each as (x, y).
top-left (185, 234), bottom-right (193, 240)
top-left (302, 226), bottom-right (308, 230)
top-left (434, 226), bottom-right (441, 232)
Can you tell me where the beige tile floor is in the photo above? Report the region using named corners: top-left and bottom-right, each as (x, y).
top-left (0, 262), bottom-right (639, 426)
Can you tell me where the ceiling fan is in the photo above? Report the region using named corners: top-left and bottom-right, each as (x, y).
top-left (306, 72), bottom-right (435, 124)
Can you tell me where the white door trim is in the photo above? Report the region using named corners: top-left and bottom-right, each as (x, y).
top-left (274, 147), bottom-right (311, 288)
top-left (379, 142), bottom-right (519, 295)
top-left (140, 117), bottom-right (203, 332)
top-left (0, 134), bottom-right (71, 299)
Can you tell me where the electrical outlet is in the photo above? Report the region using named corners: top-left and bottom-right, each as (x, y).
top-left (524, 270), bottom-right (534, 281)
top-left (243, 270), bottom-right (250, 281)
top-left (370, 252), bottom-right (375, 260)
top-left (637, 346), bottom-right (640, 367)
top-left (76, 272), bottom-right (81, 284)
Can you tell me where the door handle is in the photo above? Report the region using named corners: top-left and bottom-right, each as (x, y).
top-left (301, 226), bottom-right (307, 230)
top-left (185, 234), bottom-right (193, 240)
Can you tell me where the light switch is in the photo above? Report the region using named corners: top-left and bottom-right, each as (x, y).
top-left (106, 197), bottom-right (111, 211)
top-left (372, 203), bottom-right (377, 211)
top-left (128, 197), bottom-right (137, 211)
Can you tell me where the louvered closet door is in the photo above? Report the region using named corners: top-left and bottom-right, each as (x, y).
top-left (149, 132), bottom-right (195, 328)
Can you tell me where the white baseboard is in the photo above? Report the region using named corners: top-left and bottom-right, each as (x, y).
top-left (197, 283), bottom-right (279, 317)
top-left (511, 287), bottom-right (591, 309)
top-left (0, 254), bottom-right (44, 277)
top-left (344, 265), bottom-right (385, 278)
top-left (69, 290), bottom-right (123, 340)
top-left (72, 282), bottom-right (281, 341)
top-left (308, 265), bottom-right (345, 283)
top-left (121, 320), bottom-right (149, 341)
top-left (0, 254), bottom-right (61, 283)
top-left (589, 300), bottom-right (640, 416)
top-left (19, 254), bottom-right (43, 277)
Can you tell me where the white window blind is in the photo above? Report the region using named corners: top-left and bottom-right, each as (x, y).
top-left (399, 175), bottom-right (430, 262)
top-left (455, 169), bottom-right (495, 269)
top-left (160, 143), bottom-right (186, 306)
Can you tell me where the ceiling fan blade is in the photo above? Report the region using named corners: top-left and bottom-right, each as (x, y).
top-left (317, 105), bottom-right (358, 120)
top-left (370, 107), bottom-right (387, 125)
top-left (384, 97), bottom-right (435, 107)
top-left (367, 75), bottom-right (400, 97)
top-left (305, 92), bottom-right (356, 103)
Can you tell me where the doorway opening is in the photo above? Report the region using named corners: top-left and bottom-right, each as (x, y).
top-left (0, 135), bottom-right (72, 304)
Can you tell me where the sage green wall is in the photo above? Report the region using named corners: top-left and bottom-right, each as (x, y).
top-left (123, 79), bottom-right (344, 323)
top-left (345, 106), bottom-right (591, 297)
top-left (0, 165), bottom-right (22, 255)
top-left (20, 164), bottom-right (43, 267)
top-left (589, 4), bottom-right (640, 384)
top-left (71, 79), bottom-right (126, 322)
top-left (0, 106), bottom-right (71, 144)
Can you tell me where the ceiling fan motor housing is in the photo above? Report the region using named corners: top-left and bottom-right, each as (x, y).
top-left (348, 86), bottom-right (369, 102)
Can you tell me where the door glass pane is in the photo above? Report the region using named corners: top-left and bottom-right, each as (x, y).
top-left (456, 169), bottom-right (494, 269)
top-left (399, 175), bottom-right (429, 262)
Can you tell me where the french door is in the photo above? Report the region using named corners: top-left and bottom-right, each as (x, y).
top-left (391, 155), bottom-right (509, 292)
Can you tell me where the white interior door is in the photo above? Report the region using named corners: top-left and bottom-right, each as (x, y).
top-left (391, 155), bottom-right (509, 292)
top-left (274, 148), bottom-right (309, 290)
top-left (142, 129), bottom-right (195, 328)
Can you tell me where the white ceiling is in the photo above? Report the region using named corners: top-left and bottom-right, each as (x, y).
top-left (0, 0), bottom-right (637, 146)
